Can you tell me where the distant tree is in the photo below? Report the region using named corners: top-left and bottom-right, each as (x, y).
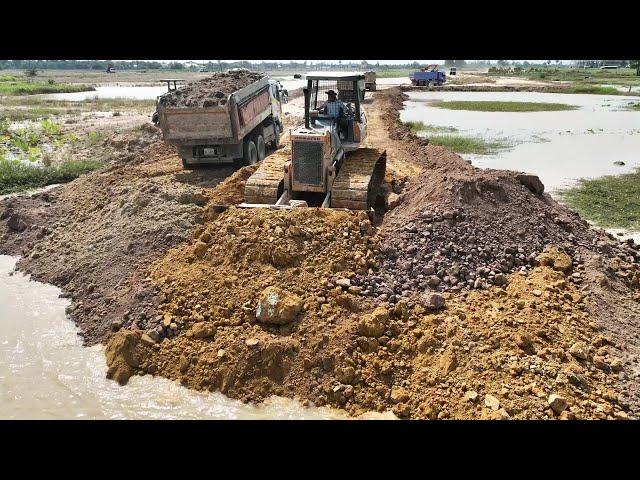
top-left (630, 60), bottom-right (640, 76)
top-left (497, 60), bottom-right (508, 66)
top-left (168, 62), bottom-right (184, 70)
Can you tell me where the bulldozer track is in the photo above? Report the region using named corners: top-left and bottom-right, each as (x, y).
top-left (331, 148), bottom-right (386, 210)
top-left (243, 148), bottom-right (290, 204)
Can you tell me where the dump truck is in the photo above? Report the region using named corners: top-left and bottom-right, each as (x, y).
top-left (364, 71), bottom-right (377, 91)
top-left (410, 65), bottom-right (446, 86)
top-left (156, 75), bottom-right (284, 168)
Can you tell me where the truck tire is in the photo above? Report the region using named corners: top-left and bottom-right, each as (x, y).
top-left (181, 158), bottom-right (193, 169)
top-left (256, 135), bottom-right (266, 161)
top-left (273, 124), bottom-right (281, 149)
top-left (242, 140), bottom-right (258, 166)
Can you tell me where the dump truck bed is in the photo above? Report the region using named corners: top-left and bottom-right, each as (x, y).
top-left (158, 77), bottom-right (271, 146)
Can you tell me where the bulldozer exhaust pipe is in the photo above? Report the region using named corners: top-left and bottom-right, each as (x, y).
top-left (303, 87), bottom-right (310, 129)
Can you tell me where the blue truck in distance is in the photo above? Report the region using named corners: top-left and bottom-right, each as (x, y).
top-left (410, 65), bottom-right (446, 86)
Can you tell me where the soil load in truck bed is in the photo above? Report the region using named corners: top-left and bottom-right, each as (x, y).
top-left (158, 71), bottom-right (266, 108)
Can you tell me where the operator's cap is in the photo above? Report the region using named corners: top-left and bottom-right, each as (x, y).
top-left (326, 89), bottom-right (337, 96)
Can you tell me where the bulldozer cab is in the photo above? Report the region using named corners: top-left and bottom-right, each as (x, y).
top-left (304, 73), bottom-right (366, 147)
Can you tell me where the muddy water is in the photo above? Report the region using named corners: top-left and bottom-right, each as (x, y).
top-left (0, 255), bottom-right (394, 419)
top-left (402, 91), bottom-right (640, 191)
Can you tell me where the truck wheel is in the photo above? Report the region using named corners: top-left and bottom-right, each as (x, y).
top-left (181, 158), bottom-right (193, 169)
top-left (242, 140), bottom-right (258, 166)
top-left (273, 124), bottom-right (281, 149)
top-left (256, 135), bottom-right (266, 161)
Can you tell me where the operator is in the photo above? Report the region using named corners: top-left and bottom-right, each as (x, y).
top-left (317, 89), bottom-right (345, 119)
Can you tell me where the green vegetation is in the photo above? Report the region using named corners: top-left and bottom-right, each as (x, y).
top-left (427, 135), bottom-right (508, 154)
top-left (0, 96), bottom-right (155, 120)
top-left (488, 67), bottom-right (640, 87)
top-left (375, 69), bottom-right (413, 78)
top-left (0, 75), bottom-right (94, 95)
top-left (0, 156), bottom-right (101, 195)
top-left (566, 84), bottom-right (621, 95)
top-left (429, 101), bottom-right (578, 112)
top-left (628, 102), bottom-right (640, 111)
top-left (0, 119), bottom-right (81, 163)
top-left (559, 169), bottom-right (640, 229)
top-left (404, 121), bottom-right (458, 134)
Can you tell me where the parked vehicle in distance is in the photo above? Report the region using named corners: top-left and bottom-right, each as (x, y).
top-left (410, 65), bottom-right (446, 86)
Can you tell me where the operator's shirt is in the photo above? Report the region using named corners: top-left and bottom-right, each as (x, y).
top-left (325, 100), bottom-right (345, 118)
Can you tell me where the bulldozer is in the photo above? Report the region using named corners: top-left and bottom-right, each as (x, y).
top-left (240, 72), bottom-right (386, 211)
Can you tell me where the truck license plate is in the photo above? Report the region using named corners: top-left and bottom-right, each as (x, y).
top-left (204, 147), bottom-right (219, 156)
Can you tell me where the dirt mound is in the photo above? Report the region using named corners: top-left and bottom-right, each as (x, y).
top-left (107, 252), bottom-right (632, 419)
top-left (365, 88), bottom-right (640, 299)
top-left (157, 71), bottom-right (265, 108)
top-left (143, 207), bottom-right (378, 342)
top-left (0, 126), bottom-right (240, 345)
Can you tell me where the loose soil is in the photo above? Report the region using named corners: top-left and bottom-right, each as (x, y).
top-left (157, 72), bottom-right (265, 108)
top-left (1, 87), bottom-right (639, 419)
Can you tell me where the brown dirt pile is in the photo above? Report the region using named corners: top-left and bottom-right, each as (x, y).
top-left (157, 71), bottom-right (265, 108)
top-left (0, 125), bottom-right (237, 345)
top-left (144, 207), bottom-right (379, 342)
top-left (107, 245), bottom-right (633, 419)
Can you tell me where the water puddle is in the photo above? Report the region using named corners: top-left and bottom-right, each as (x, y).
top-left (401, 90), bottom-right (640, 192)
top-left (0, 255), bottom-right (393, 419)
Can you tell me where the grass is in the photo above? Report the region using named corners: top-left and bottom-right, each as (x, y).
top-left (403, 120), bottom-right (507, 154)
top-left (0, 156), bottom-right (102, 195)
top-left (627, 102), bottom-right (640, 111)
top-left (0, 97), bottom-right (155, 119)
top-left (404, 121), bottom-right (459, 134)
top-left (429, 100), bottom-right (578, 112)
top-left (565, 84), bottom-right (621, 95)
top-left (559, 169), bottom-right (640, 229)
top-left (0, 75), bottom-right (95, 96)
top-left (488, 67), bottom-right (640, 87)
top-left (375, 69), bottom-right (414, 78)
top-left (427, 135), bottom-right (508, 154)
top-left (0, 119), bottom-right (82, 163)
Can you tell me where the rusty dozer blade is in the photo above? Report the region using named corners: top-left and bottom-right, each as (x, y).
top-left (330, 148), bottom-right (386, 210)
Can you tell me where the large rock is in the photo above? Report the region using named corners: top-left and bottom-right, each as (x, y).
top-left (7, 214), bottom-right (27, 232)
top-left (516, 173), bottom-right (544, 195)
top-left (421, 292), bottom-right (445, 310)
top-left (357, 306), bottom-right (389, 337)
top-left (256, 286), bottom-right (303, 325)
top-left (189, 322), bottom-right (216, 339)
top-left (548, 394), bottom-right (568, 414)
top-left (537, 247), bottom-right (572, 272)
top-left (105, 330), bottom-right (141, 385)
top-left (386, 192), bottom-right (403, 210)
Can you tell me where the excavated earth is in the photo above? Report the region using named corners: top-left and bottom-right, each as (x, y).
top-left (157, 71), bottom-right (265, 108)
top-left (1, 88), bottom-right (639, 420)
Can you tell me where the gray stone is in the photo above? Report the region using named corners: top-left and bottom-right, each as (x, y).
top-left (421, 292), bottom-right (445, 310)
